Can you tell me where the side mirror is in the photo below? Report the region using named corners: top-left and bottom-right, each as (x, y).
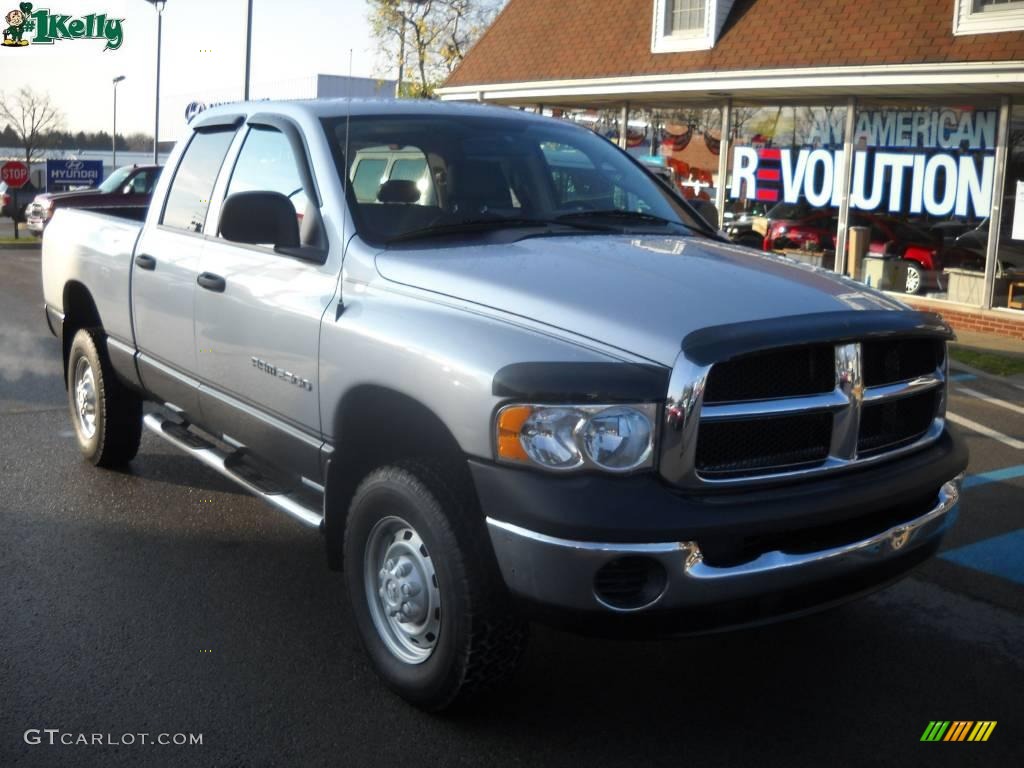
top-left (220, 191), bottom-right (299, 249)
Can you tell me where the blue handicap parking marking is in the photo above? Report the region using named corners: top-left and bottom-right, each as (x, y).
top-left (949, 373), bottom-right (978, 382)
top-left (963, 465), bottom-right (1024, 489)
top-left (941, 530), bottom-right (1024, 586)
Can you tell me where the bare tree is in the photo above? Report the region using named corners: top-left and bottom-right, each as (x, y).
top-left (0, 87), bottom-right (64, 164)
top-left (368, 0), bottom-right (505, 97)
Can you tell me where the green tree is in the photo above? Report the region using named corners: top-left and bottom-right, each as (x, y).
top-left (368, 0), bottom-right (505, 98)
top-left (0, 86), bottom-right (64, 164)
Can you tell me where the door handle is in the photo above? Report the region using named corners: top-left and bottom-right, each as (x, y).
top-left (197, 272), bottom-right (226, 293)
top-left (135, 254), bottom-right (156, 270)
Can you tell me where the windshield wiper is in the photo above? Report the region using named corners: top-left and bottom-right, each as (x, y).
top-left (387, 217), bottom-right (608, 244)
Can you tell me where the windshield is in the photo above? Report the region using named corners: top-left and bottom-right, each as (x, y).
top-left (97, 166), bottom-right (134, 194)
top-left (323, 114), bottom-right (712, 246)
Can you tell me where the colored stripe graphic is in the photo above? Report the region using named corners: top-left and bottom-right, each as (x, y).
top-left (921, 721), bottom-right (996, 742)
top-left (756, 168), bottom-right (781, 181)
top-left (945, 721), bottom-right (972, 741)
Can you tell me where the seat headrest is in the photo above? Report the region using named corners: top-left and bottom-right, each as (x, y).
top-left (377, 179), bottom-right (421, 204)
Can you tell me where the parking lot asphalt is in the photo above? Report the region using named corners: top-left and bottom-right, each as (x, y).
top-left (1, 246), bottom-right (1021, 768)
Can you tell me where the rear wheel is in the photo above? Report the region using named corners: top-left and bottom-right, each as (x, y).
top-left (344, 461), bottom-right (528, 711)
top-left (67, 328), bottom-right (142, 467)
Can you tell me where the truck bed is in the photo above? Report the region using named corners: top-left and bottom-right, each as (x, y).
top-left (41, 208), bottom-right (144, 348)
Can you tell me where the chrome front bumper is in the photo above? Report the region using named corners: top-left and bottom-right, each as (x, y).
top-left (486, 478), bottom-right (961, 616)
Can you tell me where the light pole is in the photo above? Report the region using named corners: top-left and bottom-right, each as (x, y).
top-left (144, 1), bottom-right (166, 164)
top-left (244, 0), bottom-right (253, 100)
top-left (112, 75), bottom-right (125, 169)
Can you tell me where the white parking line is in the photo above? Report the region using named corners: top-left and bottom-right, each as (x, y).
top-left (947, 412), bottom-right (1024, 450)
top-left (954, 387), bottom-right (1024, 417)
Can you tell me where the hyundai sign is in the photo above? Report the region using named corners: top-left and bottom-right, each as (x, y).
top-left (47, 159), bottom-right (104, 191)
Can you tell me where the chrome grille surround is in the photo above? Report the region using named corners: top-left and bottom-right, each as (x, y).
top-left (660, 340), bottom-right (948, 488)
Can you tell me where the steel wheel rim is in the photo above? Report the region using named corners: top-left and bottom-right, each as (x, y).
top-left (364, 515), bottom-right (441, 664)
top-left (73, 356), bottom-right (98, 439)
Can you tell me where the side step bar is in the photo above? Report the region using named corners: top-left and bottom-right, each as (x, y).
top-left (143, 413), bottom-right (324, 530)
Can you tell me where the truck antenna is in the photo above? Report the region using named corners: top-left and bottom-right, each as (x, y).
top-left (342, 48), bottom-right (353, 252)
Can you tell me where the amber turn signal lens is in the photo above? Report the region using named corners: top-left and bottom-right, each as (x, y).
top-left (496, 406), bottom-right (532, 462)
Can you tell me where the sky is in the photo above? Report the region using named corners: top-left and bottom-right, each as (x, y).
top-left (0, 0), bottom-right (381, 141)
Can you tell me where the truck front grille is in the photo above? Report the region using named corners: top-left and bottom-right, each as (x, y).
top-left (695, 412), bottom-right (832, 478)
top-left (665, 337), bottom-right (947, 487)
top-left (703, 344), bottom-right (835, 404)
top-left (858, 389), bottom-right (939, 457)
top-left (862, 338), bottom-right (945, 387)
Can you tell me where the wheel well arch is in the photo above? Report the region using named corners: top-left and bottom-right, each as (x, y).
top-left (60, 281), bottom-right (103, 386)
top-left (323, 385), bottom-right (474, 570)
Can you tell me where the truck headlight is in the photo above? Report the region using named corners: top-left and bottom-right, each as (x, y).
top-left (496, 403), bottom-right (657, 473)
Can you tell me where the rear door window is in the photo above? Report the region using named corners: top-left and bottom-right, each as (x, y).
top-left (161, 129), bottom-right (236, 233)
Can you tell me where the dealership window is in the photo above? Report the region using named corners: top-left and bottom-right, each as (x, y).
top-left (644, 106), bottom-right (722, 205)
top-left (723, 104), bottom-right (847, 269)
top-left (990, 103), bottom-right (1024, 311)
top-left (844, 101), bottom-right (998, 297)
top-left (954, 0), bottom-right (1024, 34)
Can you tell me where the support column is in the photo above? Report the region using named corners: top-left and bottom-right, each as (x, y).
top-left (715, 99), bottom-right (732, 230)
top-left (984, 97), bottom-right (1011, 310)
top-left (834, 97), bottom-right (857, 277)
top-left (619, 103), bottom-right (630, 150)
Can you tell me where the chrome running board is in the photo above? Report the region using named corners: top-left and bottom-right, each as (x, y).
top-left (143, 413), bottom-right (324, 529)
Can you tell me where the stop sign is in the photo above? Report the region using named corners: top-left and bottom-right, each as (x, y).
top-left (1, 161), bottom-right (29, 189)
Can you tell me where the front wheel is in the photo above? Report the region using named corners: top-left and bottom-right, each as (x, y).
top-left (904, 263), bottom-right (923, 294)
top-left (344, 461), bottom-right (527, 711)
top-left (66, 328), bottom-right (142, 467)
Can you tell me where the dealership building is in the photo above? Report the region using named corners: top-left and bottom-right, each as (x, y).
top-left (438, 0), bottom-right (1024, 339)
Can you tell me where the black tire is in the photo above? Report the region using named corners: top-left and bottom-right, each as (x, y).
top-left (66, 328), bottom-right (142, 467)
top-left (344, 460), bottom-right (528, 711)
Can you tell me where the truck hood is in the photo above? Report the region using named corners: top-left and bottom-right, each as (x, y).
top-left (34, 189), bottom-right (107, 206)
top-left (375, 234), bottom-right (909, 366)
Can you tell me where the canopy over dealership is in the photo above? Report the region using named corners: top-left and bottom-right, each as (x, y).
top-left (437, 0), bottom-right (1024, 338)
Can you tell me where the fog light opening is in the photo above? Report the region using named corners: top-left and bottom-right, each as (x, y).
top-left (593, 556), bottom-right (668, 612)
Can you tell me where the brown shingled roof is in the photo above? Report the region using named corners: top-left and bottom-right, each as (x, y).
top-left (446, 0), bottom-right (1024, 87)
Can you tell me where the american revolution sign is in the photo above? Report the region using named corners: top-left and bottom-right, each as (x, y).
top-left (729, 109), bottom-right (997, 219)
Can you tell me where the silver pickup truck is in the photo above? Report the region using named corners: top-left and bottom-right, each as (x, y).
top-left (41, 100), bottom-right (968, 710)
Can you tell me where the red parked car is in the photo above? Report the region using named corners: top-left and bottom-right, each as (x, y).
top-left (764, 207), bottom-right (981, 294)
top-left (26, 165), bottom-right (162, 236)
